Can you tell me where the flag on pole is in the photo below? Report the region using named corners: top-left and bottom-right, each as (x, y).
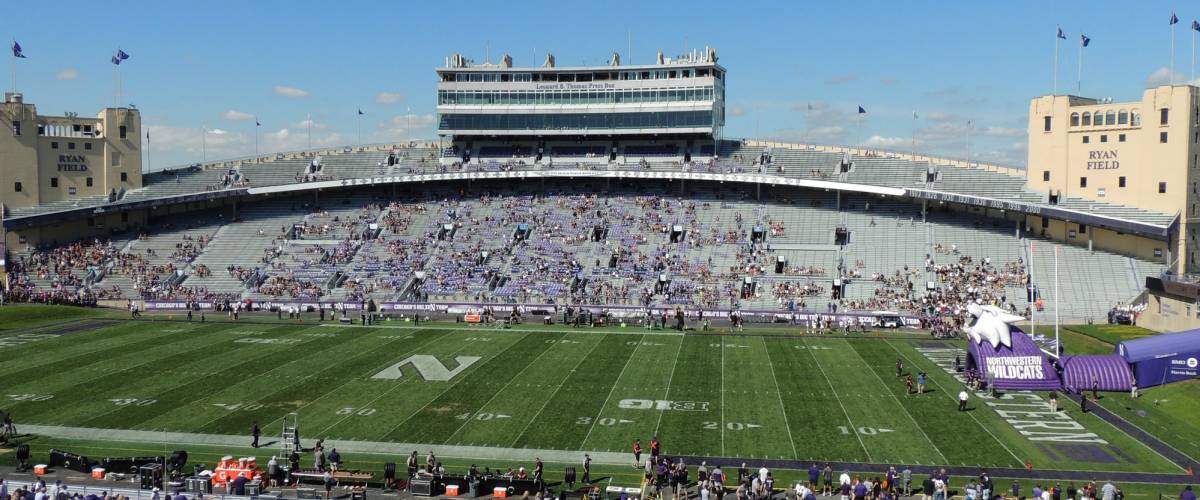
top-left (857, 106), bottom-right (866, 114)
top-left (255, 120), bottom-right (261, 127)
top-left (807, 103), bottom-right (814, 111)
top-left (146, 129), bottom-right (150, 143)
top-left (1171, 12), bottom-right (1180, 25)
top-left (12, 41), bottom-right (26, 58)
top-left (1057, 27), bottom-right (1066, 40)
top-left (1080, 34), bottom-right (1090, 47)
top-left (913, 111), bottom-right (918, 119)
top-left (111, 49), bottom-right (130, 65)
top-left (357, 108), bottom-right (364, 115)
top-left (1193, 20), bottom-right (1199, 31)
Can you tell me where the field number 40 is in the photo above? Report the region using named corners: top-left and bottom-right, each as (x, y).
top-left (337, 407), bottom-right (377, 416)
top-left (837, 426), bottom-right (894, 435)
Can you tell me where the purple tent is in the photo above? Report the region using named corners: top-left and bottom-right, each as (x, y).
top-left (966, 328), bottom-right (1062, 391)
top-left (1117, 329), bottom-right (1200, 388)
top-left (1058, 355), bottom-right (1133, 393)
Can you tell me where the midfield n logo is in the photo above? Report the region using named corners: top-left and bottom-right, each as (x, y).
top-left (371, 355), bottom-right (482, 381)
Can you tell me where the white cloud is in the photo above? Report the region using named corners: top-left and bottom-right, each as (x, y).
top-left (1144, 67), bottom-right (1200, 88)
top-left (293, 118), bottom-right (329, 130)
top-left (273, 85), bottom-right (309, 98)
top-left (879, 77), bottom-right (898, 86)
top-left (145, 121), bottom-right (346, 168)
top-left (923, 112), bottom-right (957, 122)
top-left (979, 126), bottom-right (1024, 138)
top-left (863, 135), bottom-right (914, 148)
top-left (371, 113), bottom-right (436, 141)
top-left (375, 92), bottom-right (405, 105)
top-left (768, 125), bottom-right (848, 144)
top-left (55, 69), bottom-right (79, 81)
top-left (825, 72), bottom-right (860, 85)
top-left (223, 110), bottom-right (255, 121)
top-left (729, 105), bottom-right (745, 117)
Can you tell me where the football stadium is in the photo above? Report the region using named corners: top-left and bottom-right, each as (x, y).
top-left (1, 3), bottom-right (1200, 500)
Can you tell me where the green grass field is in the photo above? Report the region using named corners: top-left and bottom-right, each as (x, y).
top-left (0, 312), bottom-right (1193, 479)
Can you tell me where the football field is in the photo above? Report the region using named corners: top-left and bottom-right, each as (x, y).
top-left (0, 316), bottom-right (1187, 474)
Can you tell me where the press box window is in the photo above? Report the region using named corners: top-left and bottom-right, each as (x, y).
top-left (50, 142), bottom-right (58, 149)
top-left (1080, 177), bottom-right (1088, 188)
top-left (84, 143), bottom-right (92, 150)
top-left (86, 177), bottom-right (93, 187)
top-left (1160, 182), bottom-right (1167, 193)
top-left (1043, 116), bottom-right (1052, 132)
top-left (50, 177), bottom-right (58, 188)
top-left (11, 120), bottom-right (19, 136)
top-left (1100, 135), bottom-right (1107, 143)
top-left (1042, 171), bottom-right (1050, 181)
top-left (1119, 176), bottom-right (1126, 187)
top-left (68, 142), bottom-right (75, 150)
top-left (1118, 134), bottom-right (1126, 142)
top-left (13, 182), bottom-right (22, 192)
top-left (1082, 136), bottom-right (1090, 144)
top-left (119, 125), bottom-right (127, 139)
top-left (1161, 107), bottom-right (1170, 125)
top-left (1162, 132), bottom-right (1169, 143)
top-left (1079, 224), bottom-right (1087, 234)
top-left (120, 172), bottom-right (128, 182)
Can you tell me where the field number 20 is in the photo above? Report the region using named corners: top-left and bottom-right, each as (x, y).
top-left (337, 407), bottom-right (377, 416)
top-left (703, 421), bottom-right (760, 431)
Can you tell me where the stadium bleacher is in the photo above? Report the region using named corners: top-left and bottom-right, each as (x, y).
top-left (1, 140), bottom-right (1169, 322)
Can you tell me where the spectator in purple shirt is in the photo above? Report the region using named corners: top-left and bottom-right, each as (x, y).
top-left (1180, 485), bottom-right (1196, 500)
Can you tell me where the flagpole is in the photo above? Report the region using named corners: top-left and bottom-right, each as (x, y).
top-left (911, 111), bottom-right (917, 158)
top-left (966, 120), bottom-right (972, 168)
top-left (306, 113), bottom-right (312, 149)
top-left (202, 125), bottom-right (207, 164)
top-left (1172, 16), bottom-right (1178, 85)
top-left (1054, 245), bottom-right (1060, 355)
top-left (1077, 37), bottom-right (1083, 94)
top-left (1030, 240), bottom-right (1037, 341)
top-left (254, 117), bottom-right (259, 157)
top-left (357, 111), bottom-right (362, 145)
top-left (1053, 32), bottom-right (1060, 95)
top-left (1192, 22), bottom-right (1196, 82)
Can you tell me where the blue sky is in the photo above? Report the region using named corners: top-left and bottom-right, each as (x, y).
top-left (6, 1), bottom-right (1191, 169)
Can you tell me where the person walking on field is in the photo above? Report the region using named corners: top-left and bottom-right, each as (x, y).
top-left (632, 439), bottom-right (642, 468)
top-left (958, 390), bottom-right (969, 411)
top-left (917, 372), bottom-right (926, 394)
top-left (251, 421), bottom-right (261, 448)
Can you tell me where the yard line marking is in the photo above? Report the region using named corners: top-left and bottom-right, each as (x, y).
top-left (761, 339), bottom-right (798, 459)
top-left (442, 332), bottom-right (573, 444)
top-left (652, 335), bottom-right (685, 438)
top-left (884, 340), bottom-right (1023, 466)
top-left (802, 337), bottom-right (872, 462)
top-left (184, 323), bottom-right (415, 431)
top-left (319, 323), bottom-right (685, 337)
top-left (577, 335), bottom-right (646, 451)
top-left (845, 339), bottom-right (946, 464)
top-left (512, 334), bottom-right (610, 448)
top-left (122, 323), bottom-right (343, 429)
top-left (358, 331), bottom-right (527, 440)
top-left (720, 332), bottom-right (727, 455)
top-left (259, 328), bottom-right (444, 430)
top-left (19, 323), bottom-right (249, 426)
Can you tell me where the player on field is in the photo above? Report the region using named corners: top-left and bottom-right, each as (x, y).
top-left (632, 439), bottom-right (642, 468)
